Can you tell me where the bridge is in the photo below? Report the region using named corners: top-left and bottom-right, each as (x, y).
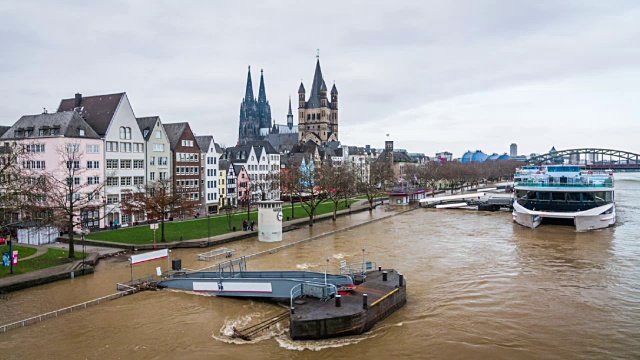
top-left (527, 148), bottom-right (640, 171)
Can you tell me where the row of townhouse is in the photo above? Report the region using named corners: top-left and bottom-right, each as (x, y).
top-left (221, 141), bottom-right (280, 203)
top-left (0, 92), bottom-right (221, 229)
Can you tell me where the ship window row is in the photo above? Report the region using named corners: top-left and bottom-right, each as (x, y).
top-left (517, 191), bottom-right (613, 202)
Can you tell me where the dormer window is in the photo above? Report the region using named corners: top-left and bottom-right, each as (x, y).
top-left (79, 128), bottom-right (85, 137)
top-left (51, 126), bottom-right (60, 135)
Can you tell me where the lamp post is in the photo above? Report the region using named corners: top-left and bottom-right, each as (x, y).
top-left (207, 212), bottom-right (211, 240)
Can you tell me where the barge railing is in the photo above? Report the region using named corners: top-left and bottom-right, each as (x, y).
top-left (290, 282), bottom-right (338, 309)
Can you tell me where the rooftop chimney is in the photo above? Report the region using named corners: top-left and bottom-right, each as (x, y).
top-left (74, 93), bottom-right (82, 108)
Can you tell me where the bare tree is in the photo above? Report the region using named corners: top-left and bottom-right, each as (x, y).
top-left (220, 197), bottom-right (238, 231)
top-left (358, 158), bottom-right (395, 211)
top-left (121, 177), bottom-right (196, 242)
top-left (318, 161), bottom-right (353, 220)
top-left (35, 142), bottom-right (107, 259)
top-left (0, 141), bottom-right (29, 225)
top-left (298, 158), bottom-right (323, 226)
top-left (279, 160), bottom-right (302, 219)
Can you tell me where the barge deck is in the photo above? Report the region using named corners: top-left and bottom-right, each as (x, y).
top-left (290, 269), bottom-right (406, 340)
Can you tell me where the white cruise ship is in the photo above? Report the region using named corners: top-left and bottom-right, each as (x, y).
top-left (512, 165), bottom-right (615, 231)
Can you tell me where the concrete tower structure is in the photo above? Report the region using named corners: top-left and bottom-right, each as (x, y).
top-left (510, 143), bottom-right (518, 157)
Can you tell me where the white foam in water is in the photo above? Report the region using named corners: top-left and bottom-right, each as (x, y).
top-left (332, 253), bottom-right (349, 259)
top-left (212, 303), bottom-right (288, 345)
top-left (296, 263), bottom-right (310, 269)
top-left (275, 331), bottom-right (378, 351)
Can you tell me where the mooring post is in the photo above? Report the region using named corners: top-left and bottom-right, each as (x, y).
top-left (335, 294), bottom-right (342, 307)
top-left (378, 266), bottom-right (382, 271)
top-left (399, 273), bottom-right (404, 287)
top-left (363, 294), bottom-right (368, 309)
top-left (291, 307), bottom-right (295, 314)
top-left (382, 271), bottom-right (388, 281)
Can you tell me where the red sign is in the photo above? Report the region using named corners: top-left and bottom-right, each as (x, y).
top-left (12, 250), bottom-right (18, 266)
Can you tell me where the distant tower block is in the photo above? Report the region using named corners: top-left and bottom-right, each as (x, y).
top-left (257, 200), bottom-right (284, 242)
top-left (510, 143), bottom-right (518, 157)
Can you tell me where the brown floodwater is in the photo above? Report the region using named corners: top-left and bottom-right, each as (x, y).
top-left (1, 174), bottom-right (639, 359)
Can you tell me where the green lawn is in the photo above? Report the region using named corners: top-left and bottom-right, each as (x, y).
top-left (0, 246), bottom-right (86, 279)
top-left (86, 200), bottom-right (356, 244)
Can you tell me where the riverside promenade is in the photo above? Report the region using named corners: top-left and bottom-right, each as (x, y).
top-left (0, 200), bottom-right (387, 293)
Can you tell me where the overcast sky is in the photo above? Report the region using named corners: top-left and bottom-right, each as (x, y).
top-left (1, 1), bottom-right (639, 157)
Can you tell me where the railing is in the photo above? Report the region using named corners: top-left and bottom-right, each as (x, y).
top-left (197, 247), bottom-right (235, 261)
top-left (0, 285), bottom-right (137, 334)
top-left (290, 282), bottom-right (338, 309)
top-left (340, 261), bottom-right (377, 284)
top-left (515, 180), bottom-right (613, 188)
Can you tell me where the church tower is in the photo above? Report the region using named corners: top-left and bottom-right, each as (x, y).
top-left (238, 66), bottom-right (273, 144)
top-left (287, 96), bottom-right (294, 130)
top-left (298, 54), bottom-right (339, 146)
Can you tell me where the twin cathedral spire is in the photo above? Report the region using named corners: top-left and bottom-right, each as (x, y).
top-left (238, 56), bottom-right (339, 147)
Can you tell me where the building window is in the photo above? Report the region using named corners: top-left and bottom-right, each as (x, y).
top-left (120, 127), bottom-right (131, 140)
top-left (134, 176), bottom-right (144, 185)
top-left (153, 144), bottom-right (164, 152)
top-left (133, 160), bottom-right (144, 169)
top-left (106, 141), bottom-right (118, 152)
top-left (150, 172), bottom-right (155, 181)
top-left (150, 156), bottom-right (155, 165)
top-left (120, 177), bottom-right (132, 186)
top-left (86, 161), bottom-right (99, 169)
top-left (66, 160), bottom-right (80, 169)
top-left (107, 195), bottom-right (119, 204)
top-left (120, 160), bottom-right (132, 169)
top-left (106, 159), bottom-right (118, 169)
top-left (86, 144), bottom-right (100, 153)
top-left (87, 176), bottom-right (100, 185)
top-left (133, 143), bottom-right (144, 153)
top-left (121, 142), bottom-right (132, 152)
top-left (156, 130), bottom-right (162, 139)
top-left (107, 177), bottom-right (119, 186)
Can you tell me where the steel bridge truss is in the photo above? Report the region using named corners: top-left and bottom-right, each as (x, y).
top-left (528, 148), bottom-right (640, 169)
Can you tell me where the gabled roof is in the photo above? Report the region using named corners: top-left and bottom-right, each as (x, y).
top-left (136, 116), bottom-right (159, 141)
top-left (57, 92), bottom-right (125, 136)
top-left (214, 142), bottom-right (222, 154)
top-left (0, 126), bottom-right (11, 137)
top-left (224, 146), bottom-right (252, 163)
top-left (1, 111), bottom-right (100, 140)
top-left (243, 140), bottom-right (278, 154)
top-left (195, 135), bottom-right (214, 154)
top-left (233, 164), bottom-right (246, 176)
top-left (162, 122), bottom-right (189, 150)
top-left (219, 159), bottom-right (231, 172)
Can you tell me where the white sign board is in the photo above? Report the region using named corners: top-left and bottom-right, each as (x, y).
top-left (150, 223), bottom-right (159, 230)
top-left (130, 249), bottom-right (168, 265)
top-left (156, 267), bottom-right (162, 276)
top-left (340, 260), bottom-right (347, 268)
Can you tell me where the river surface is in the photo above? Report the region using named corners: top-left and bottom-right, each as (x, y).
top-left (1, 174), bottom-right (640, 359)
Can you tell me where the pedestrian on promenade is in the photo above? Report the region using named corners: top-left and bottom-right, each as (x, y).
top-left (242, 220), bottom-right (247, 231)
top-left (250, 220), bottom-right (255, 231)
top-left (114, 219), bottom-right (119, 230)
top-left (109, 221), bottom-right (113, 230)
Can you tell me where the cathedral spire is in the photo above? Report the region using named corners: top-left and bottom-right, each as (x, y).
top-left (244, 65), bottom-right (254, 102)
top-left (288, 95), bottom-right (293, 116)
top-left (308, 58), bottom-right (325, 108)
top-left (258, 69), bottom-right (267, 103)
